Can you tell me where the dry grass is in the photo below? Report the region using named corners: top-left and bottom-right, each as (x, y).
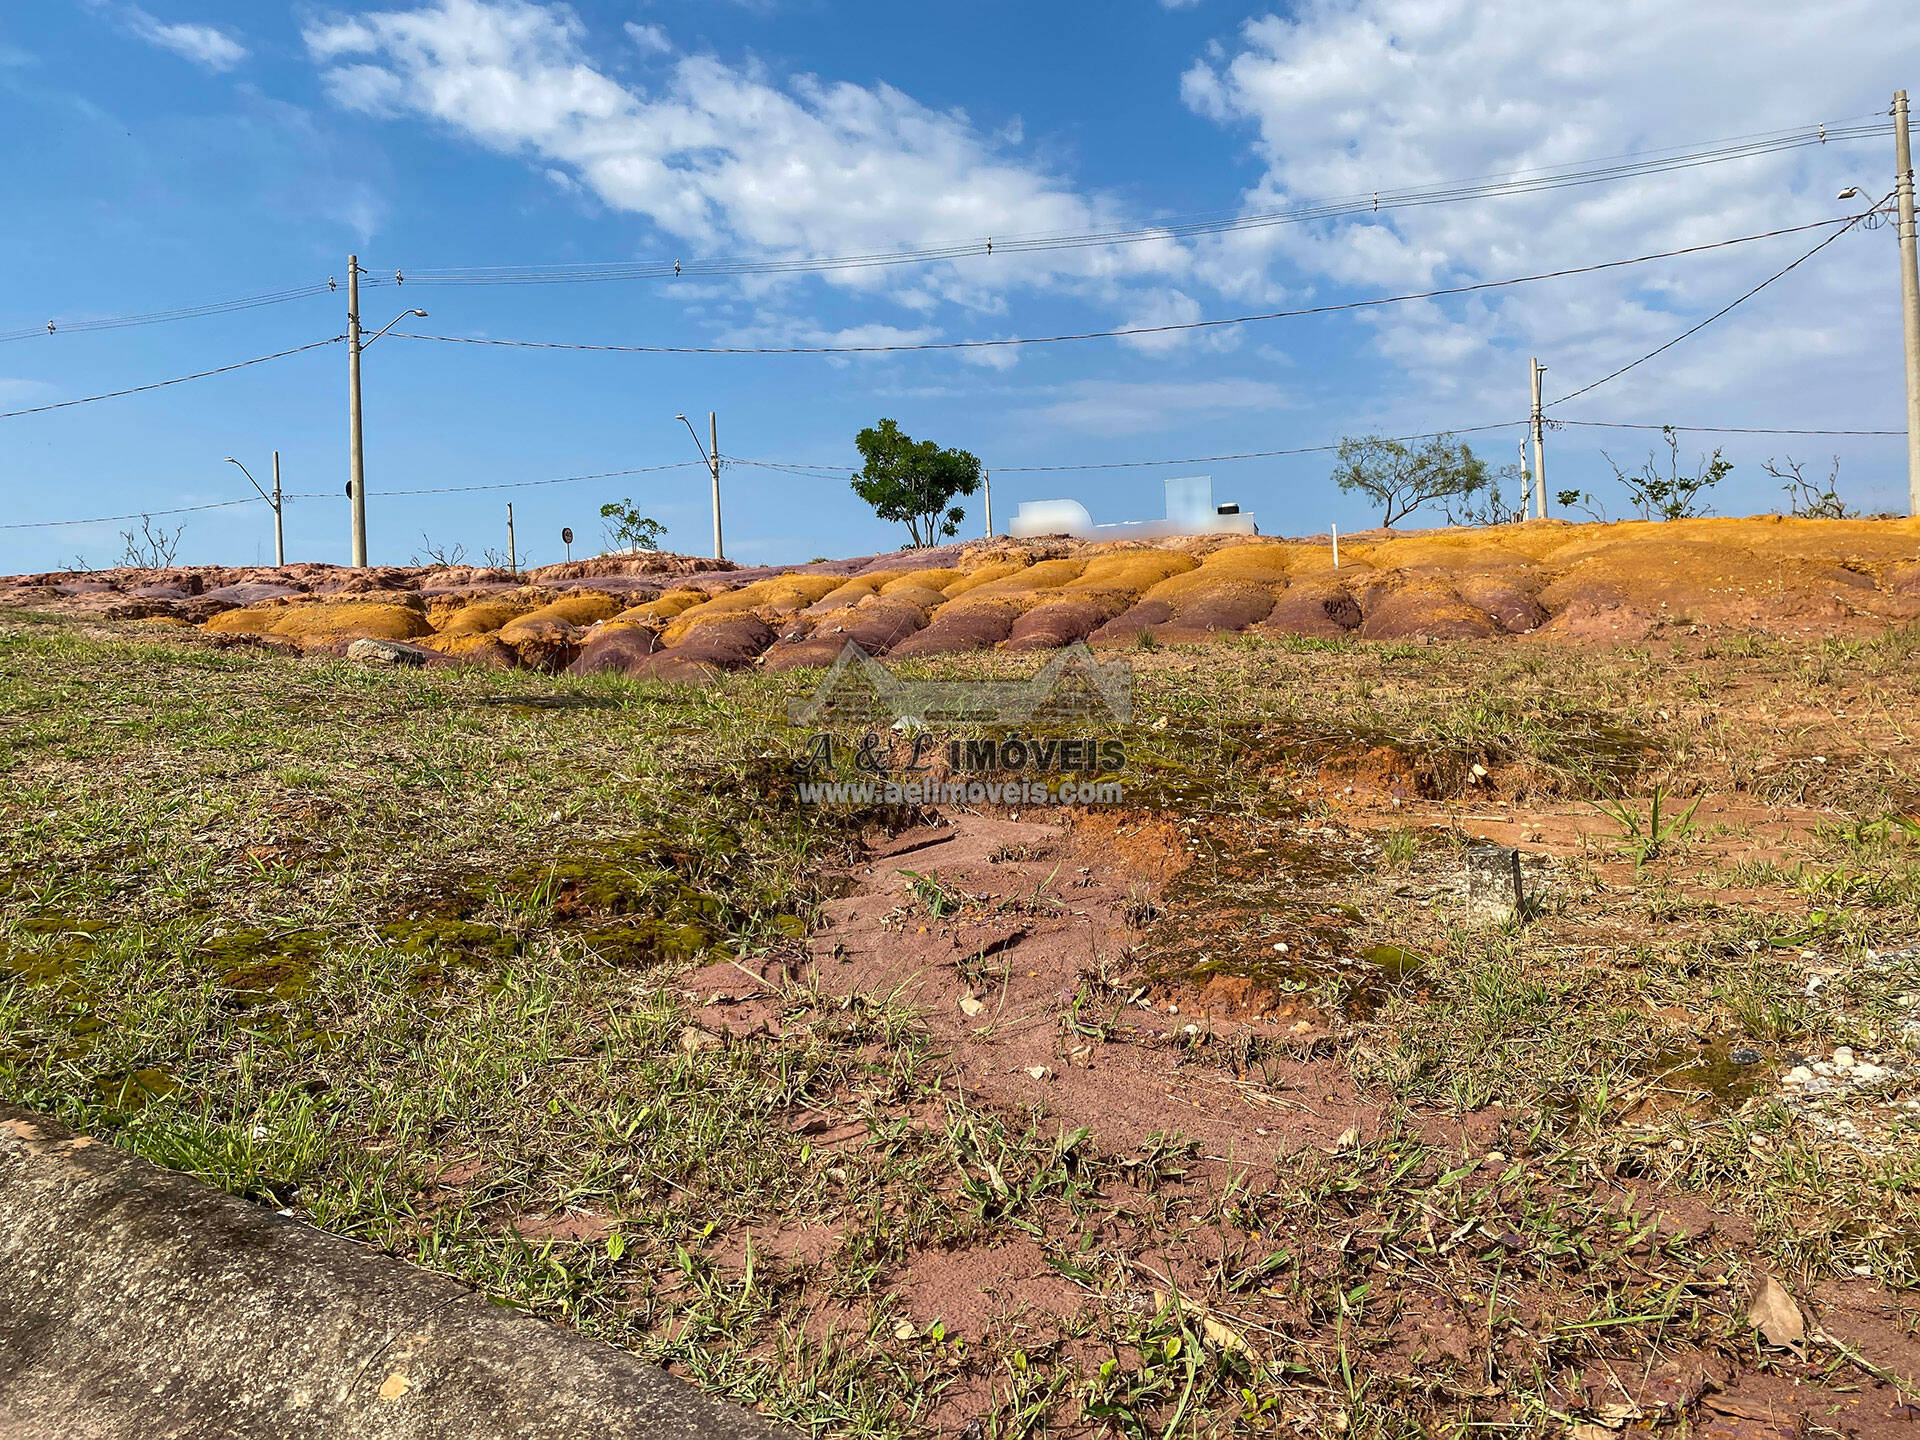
top-left (2, 609), bottom-right (1917, 1436)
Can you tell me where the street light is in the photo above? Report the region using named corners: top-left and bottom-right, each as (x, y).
top-left (364, 308), bottom-right (428, 349)
top-left (225, 454), bottom-right (284, 566)
top-left (675, 411), bottom-right (724, 560)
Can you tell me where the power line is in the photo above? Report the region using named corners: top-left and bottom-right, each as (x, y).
top-left (0, 283), bottom-right (339, 346)
top-left (1554, 418), bottom-right (1904, 436)
top-left (4, 461), bottom-right (711, 532)
top-left (0, 337), bottom-right (344, 420)
top-left (391, 214), bottom-right (1861, 359)
top-left (384, 121), bottom-right (1888, 287)
top-left (4, 115), bottom-right (1885, 344)
top-left (363, 460), bottom-right (703, 497)
top-left (0, 497), bottom-right (268, 532)
top-left (726, 421), bottom-right (1532, 477)
top-left (1545, 196), bottom-right (1888, 408)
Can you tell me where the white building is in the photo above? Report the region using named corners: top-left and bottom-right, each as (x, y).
top-left (1008, 475), bottom-right (1255, 540)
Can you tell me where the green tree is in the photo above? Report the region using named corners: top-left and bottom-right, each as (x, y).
top-left (1602, 428), bottom-right (1731, 520)
top-left (599, 499), bottom-right (666, 553)
top-left (850, 418), bottom-right (981, 548)
top-left (1330, 433), bottom-right (1491, 527)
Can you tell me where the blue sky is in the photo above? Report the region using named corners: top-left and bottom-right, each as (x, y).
top-left (2, 0), bottom-right (1916, 571)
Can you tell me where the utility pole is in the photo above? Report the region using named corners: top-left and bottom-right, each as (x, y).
top-left (983, 468), bottom-right (993, 536)
top-left (708, 411), bottom-right (723, 560)
top-left (1529, 357), bottom-right (1549, 520)
top-left (1896, 89), bottom-right (1920, 515)
top-left (506, 502), bottom-right (517, 573)
top-left (271, 451), bottom-right (284, 566)
top-left (346, 255), bottom-right (367, 567)
top-left (226, 454), bottom-right (283, 567)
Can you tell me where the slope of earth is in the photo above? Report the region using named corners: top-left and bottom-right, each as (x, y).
top-left (1, 609), bottom-right (1918, 1437)
top-left (7, 513), bottom-right (1918, 676)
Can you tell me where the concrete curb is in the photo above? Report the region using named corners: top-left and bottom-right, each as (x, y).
top-left (0, 1107), bottom-right (787, 1440)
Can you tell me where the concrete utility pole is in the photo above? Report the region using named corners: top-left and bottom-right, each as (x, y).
top-left (506, 502), bottom-right (517, 573)
top-left (1895, 90), bottom-right (1920, 515)
top-left (675, 410), bottom-right (725, 559)
top-left (708, 411), bottom-right (723, 560)
top-left (347, 255), bottom-right (367, 568)
top-left (983, 468), bottom-right (993, 536)
top-left (1529, 357), bottom-right (1549, 520)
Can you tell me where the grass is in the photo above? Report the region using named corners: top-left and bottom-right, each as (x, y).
top-left (3, 615), bottom-right (1919, 1435)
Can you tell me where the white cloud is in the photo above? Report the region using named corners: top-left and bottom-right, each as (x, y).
top-left (302, 0), bottom-right (1183, 314)
top-left (1016, 377), bottom-right (1293, 436)
top-left (623, 21), bottom-right (670, 55)
top-left (99, 4), bottom-right (249, 70)
top-left (1181, 0), bottom-right (1920, 426)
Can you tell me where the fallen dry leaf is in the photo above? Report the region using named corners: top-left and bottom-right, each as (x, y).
top-left (1201, 1313), bottom-right (1251, 1357)
top-left (958, 994), bottom-right (986, 1017)
top-left (1747, 1274), bottom-right (1806, 1357)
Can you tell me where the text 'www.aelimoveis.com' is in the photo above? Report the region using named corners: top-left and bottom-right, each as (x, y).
top-left (797, 778), bottom-right (1124, 806)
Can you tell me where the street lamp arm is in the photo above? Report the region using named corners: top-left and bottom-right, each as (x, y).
top-left (675, 413), bottom-right (711, 465)
top-left (224, 456), bottom-right (272, 506)
top-left (362, 309), bottom-right (428, 350)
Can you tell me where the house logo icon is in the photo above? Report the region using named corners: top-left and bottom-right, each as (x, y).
top-left (787, 641), bottom-right (1133, 727)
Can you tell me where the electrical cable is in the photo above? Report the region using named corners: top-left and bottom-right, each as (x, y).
top-left (724, 421), bottom-right (1530, 477)
top-left (3, 461), bottom-right (708, 530)
top-left (7, 115), bottom-right (1885, 343)
top-left (364, 460), bottom-right (703, 497)
top-left (0, 284), bottom-right (339, 346)
top-left (1545, 195), bottom-right (1889, 408)
top-left (1553, 419), bottom-right (1904, 436)
top-left (380, 121), bottom-right (1889, 287)
top-left (0, 337), bottom-right (345, 420)
top-left (0, 497), bottom-right (270, 531)
top-left (390, 214), bottom-right (1860, 358)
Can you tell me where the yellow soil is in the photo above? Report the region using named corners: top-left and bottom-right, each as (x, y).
top-left (498, 593), bottom-right (622, 640)
top-left (881, 567), bottom-right (964, 594)
top-left (269, 603), bottom-right (433, 643)
top-left (966, 557), bottom-right (1088, 596)
top-left (436, 599), bottom-right (532, 637)
top-left (203, 606), bottom-right (287, 636)
top-left (942, 559), bottom-right (1030, 597)
top-left (1065, 551), bottom-right (1198, 592)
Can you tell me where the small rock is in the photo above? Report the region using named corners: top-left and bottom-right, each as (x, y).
top-left (1785, 1066), bottom-right (1813, 1084)
top-left (1729, 1047), bottom-right (1760, 1066)
top-left (1833, 1046), bottom-right (1856, 1070)
top-left (958, 994), bottom-right (986, 1017)
top-left (1025, 1065), bottom-right (1052, 1080)
top-left (345, 638), bottom-right (433, 667)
